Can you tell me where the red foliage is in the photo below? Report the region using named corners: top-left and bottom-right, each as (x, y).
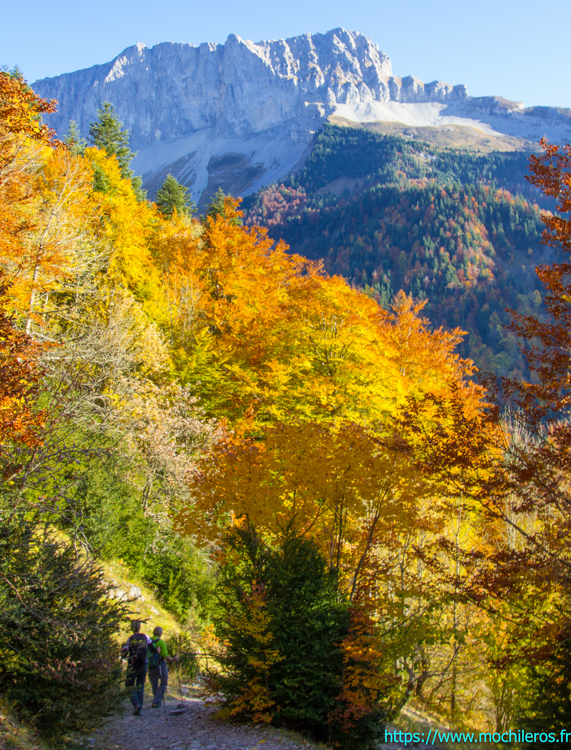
top-left (0, 282), bottom-right (45, 458)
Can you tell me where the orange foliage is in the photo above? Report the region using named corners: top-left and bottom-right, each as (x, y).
top-left (0, 71), bottom-right (57, 143)
top-left (527, 139), bottom-right (571, 255)
top-left (159, 199), bottom-right (482, 427)
top-left (329, 606), bottom-right (394, 743)
top-left (225, 584), bottom-right (283, 724)
top-left (0, 72), bottom-right (58, 314)
top-left (0, 282), bottom-right (45, 456)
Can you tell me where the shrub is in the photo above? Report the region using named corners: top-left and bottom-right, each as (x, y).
top-left (71, 456), bottom-right (216, 624)
top-left (515, 622), bottom-right (571, 746)
top-left (0, 507), bottom-right (128, 741)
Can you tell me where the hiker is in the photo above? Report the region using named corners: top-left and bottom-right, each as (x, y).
top-left (148, 625), bottom-right (178, 708)
top-left (122, 620), bottom-right (158, 715)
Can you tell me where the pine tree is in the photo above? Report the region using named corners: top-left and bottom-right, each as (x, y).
top-left (206, 187), bottom-right (242, 225)
top-left (155, 173), bottom-right (195, 218)
top-left (63, 120), bottom-right (86, 155)
top-left (88, 102), bottom-right (146, 200)
top-left (89, 102), bottom-right (133, 176)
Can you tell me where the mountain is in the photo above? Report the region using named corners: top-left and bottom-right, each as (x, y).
top-left (32, 28), bottom-right (571, 206)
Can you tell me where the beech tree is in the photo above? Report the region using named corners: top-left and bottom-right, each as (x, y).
top-left (0, 70), bottom-right (56, 315)
top-left (495, 140), bottom-right (571, 585)
top-left (399, 141), bottom-right (571, 725)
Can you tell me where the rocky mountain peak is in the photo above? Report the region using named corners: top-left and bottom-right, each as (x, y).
top-left (31, 28), bottom-right (571, 206)
top-left (31, 28), bottom-right (454, 150)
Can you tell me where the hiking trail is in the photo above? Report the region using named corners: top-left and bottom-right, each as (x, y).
top-left (83, 688), bottom-right (326, 750)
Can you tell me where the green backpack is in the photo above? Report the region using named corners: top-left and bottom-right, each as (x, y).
top-left (148, 638), bottom-right (162, 668)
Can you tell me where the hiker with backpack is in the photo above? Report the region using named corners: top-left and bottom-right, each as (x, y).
top-left (148, 626), bottom-right (179, 708)
top-left (121, 620), bottom-right (159, 715)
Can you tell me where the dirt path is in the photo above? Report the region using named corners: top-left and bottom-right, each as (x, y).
top-left (85, 689), bottom-right (325, 750)
top-left (83, 685), bottom-right (448, 750)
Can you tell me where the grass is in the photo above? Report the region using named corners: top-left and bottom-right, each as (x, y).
top-left (0, 700), bottom-right (49, 750)
top-left (328, 116), bottom-right (537, 154)
top-left (101, 559), bottom-right (181, 643)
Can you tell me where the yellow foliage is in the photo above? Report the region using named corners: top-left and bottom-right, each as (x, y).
top-left (85, 148), bottom-right (160, 298)
top-left (183, 420), bottom-right (432, 600)
top-left (1, 142), bottom-right (98, 324)
top-left (151, 206), bottom-right (482, 428)
top-left (225, 585), bottom-right (283, 723)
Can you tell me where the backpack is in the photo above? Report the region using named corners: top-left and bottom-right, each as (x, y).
top-left (126, 633), bottom-right (150, 669)
top-left (148, 637), bottom-right (163, 669)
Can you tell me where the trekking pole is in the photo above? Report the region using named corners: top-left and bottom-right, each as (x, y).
top-left (177, 664), bottom-right (183, 697)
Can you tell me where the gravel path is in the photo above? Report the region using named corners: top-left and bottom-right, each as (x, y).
top-left (86, 690), bottom-right (325, 750)
top-left (83, 686), bottom-right (448, 750)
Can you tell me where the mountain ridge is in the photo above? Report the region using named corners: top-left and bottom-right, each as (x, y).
top-left (32, 28), bottom-right (571, 205)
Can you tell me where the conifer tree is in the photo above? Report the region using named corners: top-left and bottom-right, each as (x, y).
top-left (63, 120), bottom-right (86, 155)
top-left (88, 102), bottom-right (146, 200)
top-left (206, 187), bottom-right (242, 225)
top-left (155, 173), bottom-right (195, 218)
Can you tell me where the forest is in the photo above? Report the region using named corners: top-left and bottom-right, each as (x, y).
top-left (2, 69), bottom-right (571, 750)
top-left (244, 124), bottom-right (553, 378)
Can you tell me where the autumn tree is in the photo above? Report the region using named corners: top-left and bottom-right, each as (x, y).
top-left (497, 140), bottom-right (571, 731)
top-left (0, 281), bottom-right (45, 465)
top-left (0, 70), bottom-right (219, 657)
top-left (0, 70), bottom-right (57, 315)
top-left (0, 69), bottom-right (56, 144)
top-left (85, 146), bottom-right (158, 295)
top-left (397, 140), bottom-right (571, 727)
top-left (487, 140), bottom-right (571, 587)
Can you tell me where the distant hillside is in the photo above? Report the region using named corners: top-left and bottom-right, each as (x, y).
top-left (243, 125), bottom-right (551, 377)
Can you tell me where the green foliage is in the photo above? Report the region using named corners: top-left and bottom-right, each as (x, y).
top-left (69, 453), bottom-right (215, 624)
top-left (88, 102), bottom-right (133, 175)
top-left (279, 124), bottom-right (542, 199)
top-left (155, 173), bottom-right (195, 218)
top-left (205, 187), bottom-right (242, 225)
top-left (265, 535), bottom-right (349, 735)
top-left (168, 631), bottom-right (200, 683)
top-left (212, 526), bottom-right (387, 748)
top-left (63, 120), bottom-right (86, 155)
top-left (0, 505), bottom-right (127, 741)
top-left (515, 623), bottom-right (571, 745)
top-left (88, 102), bottom-right (146, 200)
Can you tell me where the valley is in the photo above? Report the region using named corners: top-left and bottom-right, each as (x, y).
top-left (2, 25), bottom-right (571, 750)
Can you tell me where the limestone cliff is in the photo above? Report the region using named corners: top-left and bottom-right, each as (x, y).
top-left (32, 28), bottom-right (571, 205)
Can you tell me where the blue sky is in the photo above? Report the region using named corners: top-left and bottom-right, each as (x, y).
top-left (2, 0), bottom-right (570, 109)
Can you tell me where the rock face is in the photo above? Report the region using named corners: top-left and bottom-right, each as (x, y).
top-left (32, 28), bottom-right (571, 205)
top-left (33, 29), bottom-right (468, 148)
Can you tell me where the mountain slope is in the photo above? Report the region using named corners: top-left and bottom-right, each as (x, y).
top-left (32, 29), bottom-right (571, 206)
top-left (243, 124), bottom-right (551, 377)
